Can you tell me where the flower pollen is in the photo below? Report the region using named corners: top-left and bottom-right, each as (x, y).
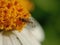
top-left (0, 0), bottom-right (31, 31)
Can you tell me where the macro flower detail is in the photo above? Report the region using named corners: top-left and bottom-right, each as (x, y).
top-left (0, 0), bottom-right (44, 45)
top-left (0, 17), bottom-right (44, 45)
top-left (0, 0), bottom-right (30, 31)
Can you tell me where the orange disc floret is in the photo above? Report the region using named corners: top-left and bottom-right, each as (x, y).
top-left (0, 0), bottom-right (31, 31)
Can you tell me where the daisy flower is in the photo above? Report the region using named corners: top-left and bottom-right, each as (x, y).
top-left (0, 0), bottom-right (44, 45)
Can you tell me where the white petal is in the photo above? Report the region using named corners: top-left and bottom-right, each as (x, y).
top-left (25, 17), bottom-right (45, 41)
top-left (1, 31), bottom-right (22, 45)
top-left (0, 32), bottom-right (3, 45)
top-left (9, 33), bottom-right (21, 45)
top-left (13, 30), bottom-right (40, 45)
top-left (30, 18), bottom-right (45, 42)
top-left (13, 31), bottom-right (31, 45)
top-left (3, 34), bottom-right (12, 45)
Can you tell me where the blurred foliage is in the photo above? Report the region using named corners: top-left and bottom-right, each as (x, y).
top-left (31, 0), bottom-right (60, 45)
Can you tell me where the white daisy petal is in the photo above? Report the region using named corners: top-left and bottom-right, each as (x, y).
top-left (13, 30), bottom-right (40, 45)
top-left (13, 31), bottom-right (31, 45)
top-left (9, 33), bottom-right (21, 45)
top-left (3, 34), bottom-right (12, 45)
top-left (29, 17), bottom-right (45, 42)
top-left (0, 32), bottom-right (3, 45)
top-left (21, 29), bottom-right (41, 45)
top-left (22, 17), bottom-right (45, 41)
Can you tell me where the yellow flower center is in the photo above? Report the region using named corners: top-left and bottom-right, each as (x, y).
top-left (0, 0), bottom-right (31, 31)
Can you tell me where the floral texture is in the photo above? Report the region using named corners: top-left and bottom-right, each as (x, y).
top-left (0, 0), bottom-right (31, 31)
top-left (0, 0), bottom-right (44, 45)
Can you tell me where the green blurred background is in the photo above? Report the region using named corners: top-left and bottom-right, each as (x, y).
top-left (31, 0), bottom-right (60, 45)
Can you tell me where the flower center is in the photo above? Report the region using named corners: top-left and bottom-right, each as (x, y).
top-left (0, 0), bottom-right (31, 31)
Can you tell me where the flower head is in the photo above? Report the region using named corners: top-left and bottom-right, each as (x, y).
top-left (0, 0), bottom-right (44, 45)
